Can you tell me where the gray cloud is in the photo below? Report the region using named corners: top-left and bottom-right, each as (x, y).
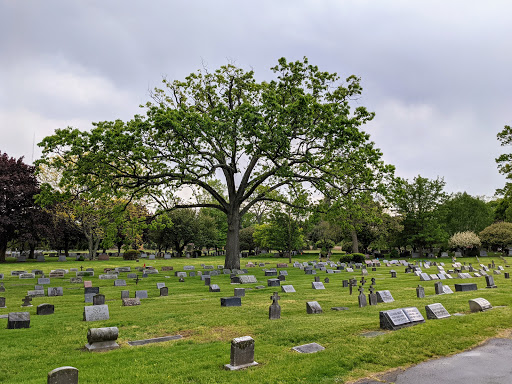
top-left (1, 0), bottom-right (509, 195)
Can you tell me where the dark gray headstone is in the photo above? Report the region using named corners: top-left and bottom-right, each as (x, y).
top-left (416, 285), bottom-right (425, 298)
top-left (7, 312), bottom-right (30, 329)
top-left (454, 283), bottom-right (477, 292)
top-left (224, 336), bottom-right (258, 370)
top-left (121, 290), bottom-right (129, 299)
top-left (84, 287), bottom-right (99, 295)
top-left (37, 303), bottom-right (55, 315)
top-left (48, 287), bottom-right (63, 297)
top-left (267, 279), bottom-right (280, 287)
top-left (234, 288), bottom-right (245, 297)
top-left (92, 294), bottom-right (105, 305)
top-left (209, 284), bottom-right (221, 292)
top-left (221, 297), bottom-right (241, 307)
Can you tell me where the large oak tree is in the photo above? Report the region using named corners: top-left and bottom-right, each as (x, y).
top-left (38, 58), bottom-right (393, 269)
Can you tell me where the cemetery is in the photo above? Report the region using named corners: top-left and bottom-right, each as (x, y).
top-left (1, 253), bottom-right (512, 383)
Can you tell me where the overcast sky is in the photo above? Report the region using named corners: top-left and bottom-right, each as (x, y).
top-left (1, 1), bottom-right (510, 197)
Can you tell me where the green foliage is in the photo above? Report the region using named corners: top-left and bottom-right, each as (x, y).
top-left (479, 222), bottom-right (512, 249)
top-left (37, 57), bottom-right (394, 269)
top-left (391, 175), bottom-right (448, 250)
top-left (123, 249), bottom-right (139, 260)
top-left (339, 253), bottom-right (365, 263)
top-left (437, 192), bottom-right (493, 235)
top-left (239, 226), bottom-right (256, 252)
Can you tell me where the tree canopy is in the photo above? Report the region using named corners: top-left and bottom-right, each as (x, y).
top-left (38, 57), bottom-right (393, 268)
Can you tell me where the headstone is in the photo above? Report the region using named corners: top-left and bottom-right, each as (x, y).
top-left (234, 288), bottom-right (245, 297)
top-left (376, 290), bottom-right (394, 303)
top-left (292, 343), bottom-right (325, 354)
top-left (121, 290), bottom-right (129, 299)
top-left (425, 303), bottom-right (450, 319)
top-left (135, 290), bottom-right (148, 299)
top-left (84, 287), bottom-right (99, 295)
top-left (434, 281), bottom-right (444, 295)
top-left (47, 366), bottom-right (78, 384)
top-left (93, 294), bottom-right (105, 305)
top-left (37, 303), bottom-right (54, 315)
top-left (485, 275), bottom-right (497, 288)
top-left (312, 282), bottom-right (325, 290)
top-left (48, 287), bottom-right (63, 297)
top-left (454, 283), bottom-right (478, 292)
top-left (22, 296), bottom-right (33, 307)
top-left (7, 312), bottom-right (30, 329)
top-left (85, 327), bottom-right (120, 351)
top-left (114, 280), bottom-right (126, 287)
top-left (221, 297), bottom-right (241, 307)
top-left (281, 285), bottom-right (296, 293)
top-left (442, 285), bottom-right (454, 294)
top-left (0, 297), bottom-right (5, 308)
top-left (159, 287), bottom-right (168, 296)
top-left (267, 279), bottom-right (280, 287)
top-left (269, 292), bottom-right (281, 320)
top-left (38, 278), bottom-right (51, 285)
top-left (306, 301), bottom-right (322, 314)
top-left (83, 305), bottom-right (109, 321)
top-left (122, 298), bottom-right (141, 306)
top-left (358, 286), bottom-right (367, 307)
top-left (368, 287), bottom-right (377, 305)
top-left (469, 298), bottom-right (492, 312)
top-left (209, 284), bottom-right (221, 292)
top-left (224, 336), bottom-right (258, 370)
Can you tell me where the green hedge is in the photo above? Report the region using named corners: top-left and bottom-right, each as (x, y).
top-left (339, 253), bottom-right (366, 263)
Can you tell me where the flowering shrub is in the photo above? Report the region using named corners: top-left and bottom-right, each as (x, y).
top-left (449, 231), bottom-right (481, 249)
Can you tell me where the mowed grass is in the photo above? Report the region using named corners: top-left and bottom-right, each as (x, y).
top-left (1, 254), bottom-right (512, 383)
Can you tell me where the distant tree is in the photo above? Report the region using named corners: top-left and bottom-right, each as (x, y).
top-left (0, 153), bottom-right (41, 262)
top-left (437, 192), bottom-right (493, 235)
top-left (239, 226), bottom-right (256, 253)
top-left (449, 231), bottom-right (481, 255)
top-left (479, 222), bottom-right (512, 251)
top-left (390, 175), bottom-right (448, 254)
top-left (496, 124), bottom-right (512, 195)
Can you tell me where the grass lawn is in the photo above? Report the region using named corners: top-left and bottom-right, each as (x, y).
top-left (0, 253), bottom-right (511, 383)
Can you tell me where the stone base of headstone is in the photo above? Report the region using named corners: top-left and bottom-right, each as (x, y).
top-left (221, 297), bottom-right (241, 307)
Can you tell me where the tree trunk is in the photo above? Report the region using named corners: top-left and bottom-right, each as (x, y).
top-left (351, 229), bottom-right (359, 254)
top-left (29, 243), bottom-right (35, 259)
top-left (0, 239), bottom-right (7, 262)
top-left (225, 209), bottom-right (241, 269)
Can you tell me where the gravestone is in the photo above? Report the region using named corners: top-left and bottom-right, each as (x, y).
top-left (267, 279), bottom-right (280, 287)
top-left (37, 303), bottom-right (54, 315)
top-left (442, 285), bottom-right (454, 294)
top-left (469, 298), bottom-right (492, 312)
top-left (121, 290), bottom-right (129, 299)
top-left (455, 283), bottom-right (478, 292)
top-left (85, 326), bottom-right (120, 351)
top-left (114, 280), bottom-right (126, 287)
top-left (209, 284), bottom-right (221, 292)
top-left (269, 292), bottom-right (281, 320)
top-left (368, 286), bottom-right (377, 305)
top-left (83, 305), bottom-right (109, 321)
top-left (204, 277), bottom-right (211, 286)
top-left (156, 282), bottom-right (166, 290)
top-left (47, 366), bottom-right (78, 384)
top-left (0, 297), bottom-right (5, 308)
top-left (416, 285), bottom-right (425, 298)
top-left (425, 303), bottom-right (450, 319)
top-left (48, 287), bottom-right (63, 297)
top-left (70, 277), bottom-right (83, 284)
top-left (485, 275), bottom-right (497, 288)
top-left (84, 287), bottom-right (99, 295)
top-left (281, 285), bottom-right (296, 293)
top-left (380, 307), bottom-right (424, 330)
top-left (376, 290), bottom-right (394, 303)
top-left (390, 270), bottom-right (397, 278)
top-left (122, 298), bottom-right (141, 306)
top-left (342, 280), bottom-right (348, 288)
top-left (306, 301), bottom-right (322, 314)
top-left (84, 293), bottom-right (96, 303)
top-left (22, 296), bottom-right (33, 307)
top-left (221, 297), bottom-right (241, 307)
top-left (312, 282), bottom-right (325, 290)
top-left (224, 336), bottom-right (258, 370)
top-left (7, 312), bottom-right (30, 329)
top-left (135, 290), bottom-right (148, 299)
top-left (358, 286), bottom-right (367, 307)
top-left (292, 343), bottom-right (325, 354)
top-left (434, 281), bottom-right (444, 295)
top-left (234, 288), bottom-right (245, 297)
top-left (420, 273), bottom-right (431, 281)
top-left (93, 294), bottom-right (105, 305)
top-left (160, 287), bottom-right (168, 296)
top-left (38, 278), bottom-right (50, 285)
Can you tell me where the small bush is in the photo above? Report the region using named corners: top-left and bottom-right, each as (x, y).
top-left (339, 253), bottom-right (366, 263)
top-left (123, 249), bottom-right (139, 260)
top-left (389, 249), bottom-right (399, 258)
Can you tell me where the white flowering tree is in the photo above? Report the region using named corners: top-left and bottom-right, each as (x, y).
top-left (449, 231), bottom-right (481, 255)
